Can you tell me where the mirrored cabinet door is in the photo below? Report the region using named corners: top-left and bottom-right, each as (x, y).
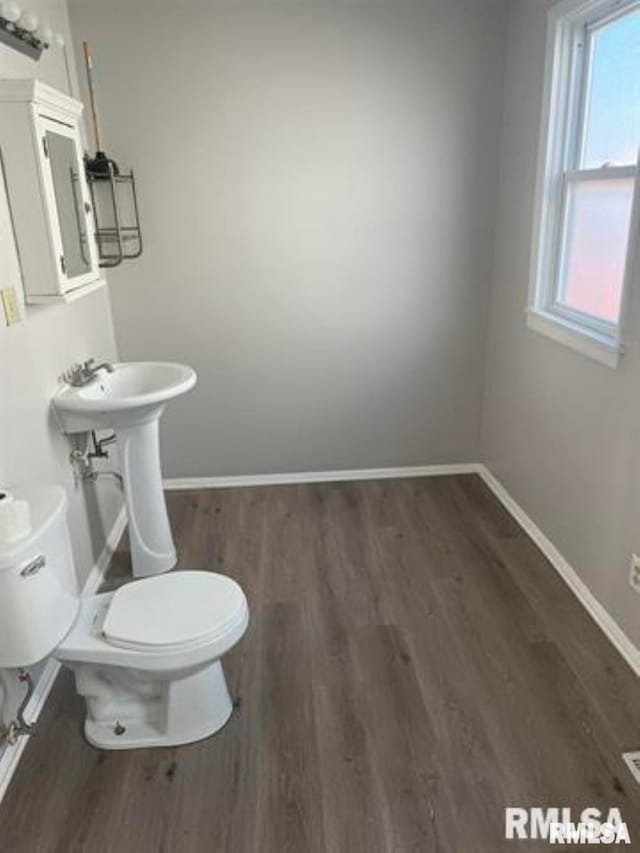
top-left (37, 116), bottom-right (99, 291)
top-left (45, 129), bottom-right (92, 280)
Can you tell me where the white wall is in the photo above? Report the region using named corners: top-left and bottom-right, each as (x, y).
top-left (68, 0), bottom-right (508, 478)
top-left (0, 0), bottom-right (121, 725)
top-left (482, 0), bottom-right (640, 647)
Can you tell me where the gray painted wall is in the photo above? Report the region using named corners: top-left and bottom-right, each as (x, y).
top-left (481, 0), bottom-right (640, 647)
top-left (68, 0), bottom-right (508, 478)
top-left (0, 0), bottom-right (122, 724)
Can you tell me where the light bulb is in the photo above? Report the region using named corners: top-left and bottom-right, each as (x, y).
top-left (18, 10), bottom-right (38, 31)
top-left (35, 23), bottom-right (52, 43)
top-left (1, 2), bottom-right (21, 23)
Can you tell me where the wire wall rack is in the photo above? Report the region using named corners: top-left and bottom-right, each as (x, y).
top-left (86, 164), bottom-right (143, 269)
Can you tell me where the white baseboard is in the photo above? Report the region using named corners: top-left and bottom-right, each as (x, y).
top-left (81, 505), bottom-right (128, 596)
top-left (477, 465), bottom-right (640, 677)
top-left (164, 463), bottom-right (481, 491)
top-left (0, 504), bottom-right (127, 805)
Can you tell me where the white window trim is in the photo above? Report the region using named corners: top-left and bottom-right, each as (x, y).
top-left (527, 0), bottom-right (640, 369)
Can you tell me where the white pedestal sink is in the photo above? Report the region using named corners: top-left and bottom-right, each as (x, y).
top-left (53, 363), bottom-right (197, 578)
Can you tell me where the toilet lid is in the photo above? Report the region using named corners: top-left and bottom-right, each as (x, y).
top-left (103, 571), bottom-right (246, 651)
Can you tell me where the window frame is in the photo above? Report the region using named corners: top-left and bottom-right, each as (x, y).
top-left (528, 0), bottom-right (640, 368)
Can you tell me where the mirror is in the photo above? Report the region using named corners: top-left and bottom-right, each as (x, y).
top-left (46, 130), bottom-right (90, 279)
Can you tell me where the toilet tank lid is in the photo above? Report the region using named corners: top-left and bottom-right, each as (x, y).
top-left (0, 486), bottom-right (68, 569)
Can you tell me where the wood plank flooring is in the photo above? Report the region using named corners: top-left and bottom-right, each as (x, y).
top-left (1, 475), bottom-right (640, 851)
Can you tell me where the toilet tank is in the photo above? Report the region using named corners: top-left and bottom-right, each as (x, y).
top-left (0, 486), bottom-right (80, 668)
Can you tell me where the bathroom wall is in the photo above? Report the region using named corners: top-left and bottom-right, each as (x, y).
top-left (0, 0), bottom-right (122, 723)
top-left (481, 0), bottom-right (640, 648)
top-left (68, 0), bottom-right (508, 478)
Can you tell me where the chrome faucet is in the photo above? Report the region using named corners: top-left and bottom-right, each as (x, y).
top-left (62, 358), bottom-right (115, 387)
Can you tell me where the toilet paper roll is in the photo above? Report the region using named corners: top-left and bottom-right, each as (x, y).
top-left (0, 498), bottom-right (31, 543)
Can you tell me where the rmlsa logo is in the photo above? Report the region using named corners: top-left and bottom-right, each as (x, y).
top-left (505, 807), bottom-right (631, 845)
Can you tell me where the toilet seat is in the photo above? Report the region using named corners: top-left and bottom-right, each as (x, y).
top-left (56, 572), bottom-right (249, 673)
top-left (103, 571), bottom-right (246, 652)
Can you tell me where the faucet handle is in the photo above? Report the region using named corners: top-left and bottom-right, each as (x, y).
top-left (61, 363), bottom-right (81, 384)
top-left (82, 358), bottom-right (95, 370)
top-left (61, 362), bottom-right (94, 386)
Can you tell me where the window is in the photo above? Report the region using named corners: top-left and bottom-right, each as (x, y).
top-left (528, 0), bottom-right (640, 367)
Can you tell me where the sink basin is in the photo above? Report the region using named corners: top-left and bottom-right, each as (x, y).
top-left (53, 362), bottom-right (197, 579)
top-left (53, 362), bottom-right (197, 433)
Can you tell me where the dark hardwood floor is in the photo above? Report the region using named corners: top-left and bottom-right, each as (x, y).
top-left (1, 475), bottom-right (640, 851)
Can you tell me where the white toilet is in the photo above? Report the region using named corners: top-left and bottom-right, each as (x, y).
top-left (0, 486), bottom-right (249, 750)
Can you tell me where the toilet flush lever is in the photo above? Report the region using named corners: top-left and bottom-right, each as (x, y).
top-left (20, 555), bottom-right (45, 578)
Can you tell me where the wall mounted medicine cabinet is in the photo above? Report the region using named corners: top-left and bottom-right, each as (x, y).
top-left (0, 79), bottom-right (104, 304)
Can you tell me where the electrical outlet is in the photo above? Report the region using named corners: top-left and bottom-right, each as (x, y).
top-left (1, 286), bottom-right (21, 326)
top-left (629, 554), bottom-right (640, 594)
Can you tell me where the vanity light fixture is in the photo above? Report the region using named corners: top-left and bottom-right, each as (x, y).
top-left (17, 9), bottom-right (37, 31)
top-left (36, 24), bottom-right (53, 44)
top-left (1, 1), bottom-right (19, 22)
top-left (0, 2), bottom-right (51, 59)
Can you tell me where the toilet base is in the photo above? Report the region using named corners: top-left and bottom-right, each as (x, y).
top-left (76, 659), bottom-right (234, 751)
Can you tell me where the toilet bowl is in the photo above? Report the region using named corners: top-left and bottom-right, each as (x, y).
top-left (0, 486), bottom-right (249, 750)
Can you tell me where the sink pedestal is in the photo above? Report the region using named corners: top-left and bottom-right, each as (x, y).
top-left (117, 419), bottom-right (176, 577)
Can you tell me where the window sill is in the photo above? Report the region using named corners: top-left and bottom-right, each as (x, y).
top-left (526, 308), bottom-right (622, 369)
